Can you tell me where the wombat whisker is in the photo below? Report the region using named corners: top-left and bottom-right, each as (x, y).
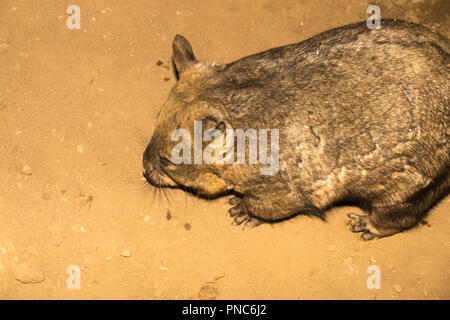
top-left (130, 125), bottom-right (153, 150)
top-left (166, 188), bottom-right (175, 205)
top-left (183, 191), bottom-right (187, 218)
top-left (157, 188), bottom-right (164, 206)
top-left (161, 188), bottom-right (172, 207)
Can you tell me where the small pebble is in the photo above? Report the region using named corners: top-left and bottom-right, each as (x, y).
top-left (394, 284), bottom-right (403, 293)
top-left (184, 223), bottom-right (191, 230)
top-left (121, 250), bottom-right (131, 257)
top-left (166, 211), bottom-right (172, 220)
top-left (14, 263), bottom-right (45, 284)
top-left (21, 165), bottom-right (32, 176)
top-left (144, 215), bottom-right (150, 222)
top-left (104, 255), bottom-right (112, 261)
top-left (50, 226), bottom-right (64, 247)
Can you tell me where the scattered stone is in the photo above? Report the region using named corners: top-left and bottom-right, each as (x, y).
top-left (0, 40), bottom-right (9, 54)
top-left (327, 245), bottom-right (336, 252)
top-left (50, 226), bottom-right (64, 247)
top-left (184, 223), bottom-right (191, 231)
top-left (144, 215), bottom-right (150, 222)
top-left (76, 145), bottom-right (84, 154)
top-left (198, 282), bottom-right (219, 300)
top-left (166, 211), bottom-right (172, 220)
top-left (121, 250), bottom-right (131, 257)
top-left (42, 193), bottom-right (51, 200)
top-left (164, 77), bottom-right (170, 81)
top-left (344, 257), bottom-right (356, 273)
top-left (14, 263), bottom-right (45, 284)
top-left (104, 255), bottom-right (112, 262)
top-left (21, 165), bottom-right (32, 176)
top-left (77, 194), bottom-right (93, 209)
top-left (394, 284), bottom-right (403, 293)
top-left (156, 60), bottom-right (163, 66)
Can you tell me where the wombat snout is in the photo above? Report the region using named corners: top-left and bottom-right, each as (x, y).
top-left (142, 144), bottom-right (156, 181)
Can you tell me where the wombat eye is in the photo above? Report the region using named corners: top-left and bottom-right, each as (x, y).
top-left (159, 156), bottom-right (174, 167)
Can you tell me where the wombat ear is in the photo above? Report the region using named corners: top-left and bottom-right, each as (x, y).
top-left (202, 116), bottom-right (226, 134)
top-left (172, 34), bottom-right (197, 79)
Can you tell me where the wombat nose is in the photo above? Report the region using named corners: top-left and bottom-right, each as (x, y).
top-left (143, 158), bottom-right (154, 174)
top-left (142, 158), bottom-right (154, 184)
top-left (143, 143), bottom-right (156, 173)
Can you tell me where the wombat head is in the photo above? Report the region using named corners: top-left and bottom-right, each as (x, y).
top-left (143, 35), bottom-right (233, 197)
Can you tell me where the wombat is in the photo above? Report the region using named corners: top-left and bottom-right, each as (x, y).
top-left (143, 19), bottom-right (449, 240)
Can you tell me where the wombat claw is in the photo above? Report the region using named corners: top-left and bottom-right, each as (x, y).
top-left (229, 209), bottom-right (254, 227)
top-left (231, 212), bottom-right (251, 225)
top-left (228, 196), bottom-right (241, 206)
top-left (347, 213), bottom-right (378, 241)
top-left (231, 213), bottom-right (263, 229)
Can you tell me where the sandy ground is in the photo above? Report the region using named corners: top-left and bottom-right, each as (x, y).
top-left (0, 0), bottom-right (449, 300)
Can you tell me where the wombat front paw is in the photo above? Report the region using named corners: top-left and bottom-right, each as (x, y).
top-left (227, 196), bottom-right (244, 217)
top-left (231, 213), bottom-right (263, 229)
top-left (347, 213), bottom-right (380, 241)
top-left (228, 197), bottom-right (263, 229)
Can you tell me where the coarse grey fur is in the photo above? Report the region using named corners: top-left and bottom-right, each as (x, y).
top-left (143, 19), bottom-right (449, 240)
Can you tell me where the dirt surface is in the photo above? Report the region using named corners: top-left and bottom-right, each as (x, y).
top-left (0, 0), bottom-right (449, 300)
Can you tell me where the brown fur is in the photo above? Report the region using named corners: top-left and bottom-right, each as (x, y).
top-left (143, 20), bottom-right (449, 240)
